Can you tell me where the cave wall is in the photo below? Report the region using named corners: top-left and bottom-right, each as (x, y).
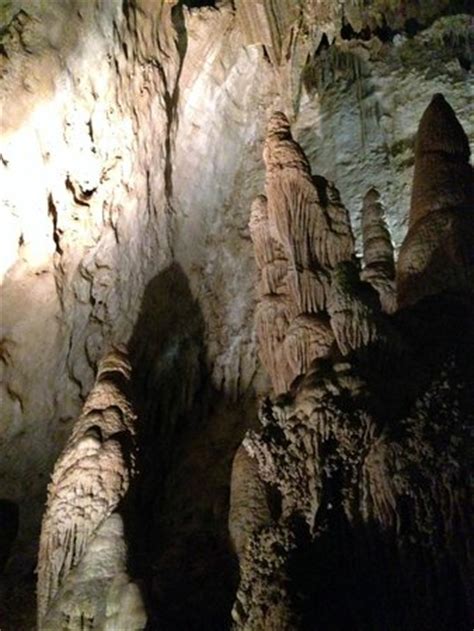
top-left (0, 0), bottom-right (472, 627)
top-left (1, 0), bottom-right (175, 571)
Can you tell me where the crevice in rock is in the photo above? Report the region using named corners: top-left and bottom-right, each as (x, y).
top-left (340, 17), bottom-right (397, 43)
top-left (183, 0), bottom-right (217, 7)
top-left (65, 175), bottom-right (95, 206)
top-left (47, 194), bottom-right (63, 256)
top-left (150, 2), bottom-right (188, 208)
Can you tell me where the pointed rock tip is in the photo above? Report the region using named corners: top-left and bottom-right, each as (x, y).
top-left (267, 111), bottom-right (291, 135)
top-left (416, 93), bottom-right (470, 159)
top-left (364, 187), bottom-right (380, 204)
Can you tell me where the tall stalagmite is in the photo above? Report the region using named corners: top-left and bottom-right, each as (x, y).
top-left (230, 97), bottom-right (473, 630)
top-left (37, 347), bottom-right (144, 630)
top-left (263, 112), bottom-right (354, 315)
top-left (361, 188), bottom-right (397, 313)
top-left (397, 93), bottom-right (474, 307)
top-left (252, 112), bottom-right (359, 393)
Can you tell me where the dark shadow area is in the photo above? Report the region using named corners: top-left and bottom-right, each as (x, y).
top-left (0, 500), bottom-right (36, 631)
top-left (124, 263), bottom-right (254, 630)
top-left (0, 500), bottom-right (18, 572)
top-left (289, 508), bottom-right (471, 631)
top-left (183, 0), bottom-right (217, 7)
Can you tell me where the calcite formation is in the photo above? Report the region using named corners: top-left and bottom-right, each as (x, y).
top-left (397, 93), bottom-right (474, 308)
top-left (263, 112), bottom-right (354, 311)
top-left (360, 188), bottom-right (397, 314)
top-left (37, 347), bottom-right (144, 630)
top-left (230, 97), bottom-right (473, 630)
top-left (0, 1), bottom-right (472, 628)
top-left (252, 112), bottom-right (358, 393)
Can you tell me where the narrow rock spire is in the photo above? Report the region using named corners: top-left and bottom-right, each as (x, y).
top-left (409, 93), bottom-right (472, 228)
top-left (397, 94), bottom-right (474, 307)
top-left (263, 111), bottom-right (354, 314)
top-left (361, 188), bottom-right (396, 313)
top-left (250, 112), bottom-right (360, 393)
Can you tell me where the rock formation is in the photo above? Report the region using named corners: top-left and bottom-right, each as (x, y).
top-left (361, 188), bottom-right (397, 314)
top-left (397, 93), bottom-right (474, 308)
top-left (263, 112), bottom-right (354, 314)
top-left (228, 445), bottom-right (272, 561)
top-left (0, 1), bottom-right (472, 628)
top-left (230, 98), bottom-right (473, 630)
top-left (252, 112), bottom-right (360, 393)
top-left (37, 346), bottom-right (145, 630)
top-left (327, 260), bottom-right (384, 357)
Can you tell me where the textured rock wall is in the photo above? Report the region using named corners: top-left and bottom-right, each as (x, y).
top-left (1, 0), bottom-right (176, 581)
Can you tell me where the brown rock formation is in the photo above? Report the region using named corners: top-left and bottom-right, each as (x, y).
top-left (231, 96), bottom-right (473, 630)
top-left (397, 94), bottom-right (474, 308)
top-left (249, 194), bottom-right (289, 297)
top-left (327, 261), bottom-right (383, 356)
top-left (228, 445), bottom-right (272, 561)
top-left (361, 188), bottom-right (397, 313)
top-left (283, 314), bottom-right (334, 380)
top-left (409, 93), bottom-right (472, 228)
top-left (263, 112), bottom-right (354, 314)
top-left (254, 295), bottom-right (292, 395)
top-left (37, 346), bottom-right (138, 628)
top-left (252, 112), bottom-right (360, 393)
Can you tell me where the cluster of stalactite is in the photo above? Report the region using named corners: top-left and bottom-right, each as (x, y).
top-left (230, 94), bottom-right (473, 630)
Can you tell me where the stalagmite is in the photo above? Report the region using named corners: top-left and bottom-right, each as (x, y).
top-left (397, 94), bottom-right (474, 307)
top-left (249, 194), bottom-right (288, 296)
top-left (327, 261), bottom-right (381, 356)
top-left (37, 346), bottom-right (140, 630)
top-left (409, 93), bottom-right (472, 228)
top-left (255, 295), bottom-right (292, 394)
top-left (283, 314), bottom-right (334, 381)
top-left (361, 188), bottom-right (397, 314)
top-left (232, 96), bottom-right (472, 630)
top-left (263, 112), bottom-right (354, 314)
top-left (252, 113), bottom-right (356, 395)
top-left (228, 445), bottom-right (272, 561)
